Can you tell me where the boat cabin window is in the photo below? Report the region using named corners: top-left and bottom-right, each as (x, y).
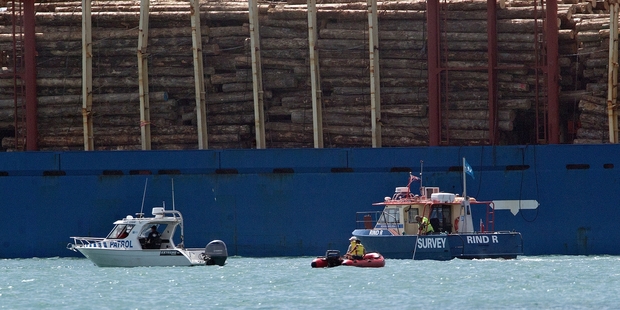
top-left (407, 208), bottom-right (420, 223)
top-left (140, 224), bottom-right (159, 238)
top-left (107, 224), bottom-right (135, 239)
top-left (429, 206), bottom-right (452, 233)
top-left (423, 187), bottom-right (439, 198)
top-left (378, 208), bottom-right (400, 225)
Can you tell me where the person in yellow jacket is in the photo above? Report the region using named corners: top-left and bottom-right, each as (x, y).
top-left (346, 236), bottom-right (366, 259)
top-left (415, 215), bottom-right (435, 235)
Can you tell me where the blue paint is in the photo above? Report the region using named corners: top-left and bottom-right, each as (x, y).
top-left (1, 144), bottom-right (619, 258)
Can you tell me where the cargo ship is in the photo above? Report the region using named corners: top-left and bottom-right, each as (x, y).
top-left (1, 0), bottom-right (619, 259)
top-left (1, 143), bottom-right (618, 258)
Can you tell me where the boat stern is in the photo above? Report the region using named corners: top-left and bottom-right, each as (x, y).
top-left (203, 240), bottom-right (228, 266)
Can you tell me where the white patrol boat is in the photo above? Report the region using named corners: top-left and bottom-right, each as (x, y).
top-left (68, 206), bottom-right (227, 267)
top-left (67, 181), bottom-right (227, 267)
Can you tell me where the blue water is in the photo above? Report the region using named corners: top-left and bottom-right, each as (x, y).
top-left (1, 256), bottom-right (619, 309)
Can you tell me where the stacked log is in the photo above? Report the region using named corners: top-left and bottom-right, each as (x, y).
top-left (1, 0), bottom-right (236, 150)
top-left (262, 0), bottom-right (553, 146)
top-left (0, 0), bottom-right (616, 150)
top-left (569, 7), bottom-right (614, 143)
top-left (575, 14), bottom-right (611, 99)
top-left (572, 95), bottom-right (609, 143)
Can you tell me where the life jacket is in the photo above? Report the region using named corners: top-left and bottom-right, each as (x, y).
top-left (352, 243), bottom-right (365, 256)
top-left (346, 241), bottom-right (354, 254)
top-left (421, 217), bottom-right (434, 233)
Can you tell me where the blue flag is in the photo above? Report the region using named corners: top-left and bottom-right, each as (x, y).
top-left (464, 160), bottom-right (475, 179)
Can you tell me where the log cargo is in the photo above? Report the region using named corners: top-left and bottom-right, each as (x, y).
top-left (0, 0), bottom-right (614, 150)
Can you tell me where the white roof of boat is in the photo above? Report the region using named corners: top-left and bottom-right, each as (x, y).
top-left (113, 214), bottom-right (181, 225)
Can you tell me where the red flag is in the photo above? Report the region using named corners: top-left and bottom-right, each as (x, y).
top-left (409, 174), bottom-right (420, 182)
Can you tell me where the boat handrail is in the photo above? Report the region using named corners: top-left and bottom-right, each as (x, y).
top-left (354, 210), bottom-right (401, 232)
top-left (381, 210), bottom-right (399, 225)
top-left (70, 236), bottom-right (105, 246)
top-left (379, 210), bottom-right (402, 234)
top-left (354, 211), bottom-right (381, 229)
top-left (161, 209), bottom-right (182, 217)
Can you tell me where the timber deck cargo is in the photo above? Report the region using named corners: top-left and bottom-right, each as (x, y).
top-left (0, 0), bottom-right (616, 149)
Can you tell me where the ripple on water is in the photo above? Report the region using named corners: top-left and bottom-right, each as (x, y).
top-left (1, 256), bottom-right (620, 309)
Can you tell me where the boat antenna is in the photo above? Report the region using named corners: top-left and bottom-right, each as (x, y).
top-left (413, 151), bottom-right (421, 260)
top-left (419, 160), bottom-right (423, 195)
top-left (462, 157), bottom-right (467, 198)
top-left (171, 178), bottom-right (176, 211)
top-left (140, 178), bottom-right (148, 217)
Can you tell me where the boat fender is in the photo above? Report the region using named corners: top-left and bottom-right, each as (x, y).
top-left (454, 217), bottom-right (459, 231)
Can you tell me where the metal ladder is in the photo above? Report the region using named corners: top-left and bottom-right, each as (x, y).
top-left (485, 202), bottom-right (496, 232)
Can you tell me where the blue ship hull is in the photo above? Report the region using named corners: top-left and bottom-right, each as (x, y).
top-left (0, 144), bottom-right (618, 258)
top-left (352, 230), bottom-right (524, 260)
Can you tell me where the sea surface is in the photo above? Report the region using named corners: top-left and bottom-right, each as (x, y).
top-left (1, 255), bottom-right (619, 309)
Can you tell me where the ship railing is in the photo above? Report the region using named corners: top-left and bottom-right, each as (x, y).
top-left (355, 211), bottom-right (388, 229)
top-left (69, 236), bottom-right (105, 246)
top-left (470, 200), bottom-right (495, 232)
top-left (66, 236), bottom-right (106, 252)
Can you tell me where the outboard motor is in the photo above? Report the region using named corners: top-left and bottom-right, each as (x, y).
top-left (203, 240), bottom-right (228, 266)
top-left (325, 250), bottom-right (342, 267)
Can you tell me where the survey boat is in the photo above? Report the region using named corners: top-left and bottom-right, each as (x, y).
top-left (352, 159), bottom-right (523, 260)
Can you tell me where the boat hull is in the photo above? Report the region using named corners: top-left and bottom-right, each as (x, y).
top-left (342, 253), bottom-right (385, 267)
top-left (353, 230), bottom-right (523, 260)
top-left (1, 144), bottom-right (619, 258)
top-left (77, 248), bottom-right (201, 267)
top-left (311, 256), bottom-right (343, 268)
top-left (311, 252), bottom-right (385, 268)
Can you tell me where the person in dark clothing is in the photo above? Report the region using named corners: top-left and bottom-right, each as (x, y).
top-left (145, 225), bottom-right (161, 249)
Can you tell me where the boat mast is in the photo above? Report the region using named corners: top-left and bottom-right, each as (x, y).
top-left (462, 157), bottom-right (467, 198)
top-left (460, 157), bottom-right (474, 232)
top-left (170, 178), bottom-right (184, 247)
top-left (171, 178), bottom-right (176, 211)
top-left (419, 160), bottom-right (423, 195)
top-left (461, 157), bottom-right (466, 233)
top-left (140, 178), bottom-right (148, 217)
